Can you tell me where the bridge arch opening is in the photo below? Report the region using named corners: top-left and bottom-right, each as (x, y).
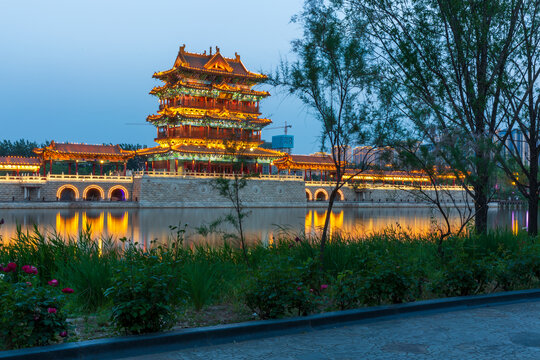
top-left (108, 186), bottom-right (129, 201)
top-left (314, 189), bottom-right (328, 201)
top-left (83, 186), bottom-right (104, 201)
top-left (336, 189), bottom-right (345, 201)
top-left (305, 189), bottom-right (313, 201)
top-left (56, 185), bottom-right (79, 201)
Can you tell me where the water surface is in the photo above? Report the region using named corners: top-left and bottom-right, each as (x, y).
top-left (0, 207), bottom-right (527, 247)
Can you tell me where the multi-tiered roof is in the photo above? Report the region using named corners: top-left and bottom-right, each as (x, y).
top-left (141, 45), bottom-right (283, 173)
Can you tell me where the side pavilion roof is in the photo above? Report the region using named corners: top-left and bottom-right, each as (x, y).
top-left (33, 141), bottom-right (135, 162)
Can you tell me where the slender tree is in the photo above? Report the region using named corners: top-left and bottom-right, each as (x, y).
top-left (274, 0), bottom-right (381, 262)
top-left (349, 0), bottom-right (524, 233)
top-left (495, 0), bottom-right (540, 235)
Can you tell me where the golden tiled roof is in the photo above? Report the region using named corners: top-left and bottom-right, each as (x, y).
top-left (154, 45), bottom-right (267, 81)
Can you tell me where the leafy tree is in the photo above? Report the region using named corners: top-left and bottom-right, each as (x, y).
top-left (274, 0), bottom-right (382, 263)
top-left (350, 0), bottom-right (524, 233)
top-left (494, 0), bottom-right (540, 235)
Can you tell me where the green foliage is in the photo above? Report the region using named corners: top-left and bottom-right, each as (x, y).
top-left (210, 175), bottom-right (251, 265)
top-left (244, 257), bottom-right (319, 319)
top-left (183, 262), bottom-right (219, 311)
top-left (0, 139), bottom-right (44, 157)
top-left (104, 242), bottom-right (184, 334)
top-left (333, 270), bottom-right (363, 310)
top-left (0, 267), bottom-right (70, 349)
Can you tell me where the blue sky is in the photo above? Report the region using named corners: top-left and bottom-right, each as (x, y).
top-left (0, 0), bottom-right (321, 154)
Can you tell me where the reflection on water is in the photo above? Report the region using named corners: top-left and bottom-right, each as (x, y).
top-left (0, 207), bottom-right (530, 246)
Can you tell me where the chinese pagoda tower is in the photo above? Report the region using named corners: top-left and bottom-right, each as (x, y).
top-left (140, 45), bottom-right (283, 173)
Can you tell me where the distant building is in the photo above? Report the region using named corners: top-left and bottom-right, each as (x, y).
top-left (497, 128), bottom-right (530, 166)
top-left (272, 135), bottom-right (294, 153)
top-left (352, 146), bottom-right (395, 168)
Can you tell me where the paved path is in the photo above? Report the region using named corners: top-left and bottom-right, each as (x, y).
top-left (121, 300), bottom-right (540, 360)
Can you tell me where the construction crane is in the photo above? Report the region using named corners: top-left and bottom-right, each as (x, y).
top-left (265, 121), bottom-right (292, 135)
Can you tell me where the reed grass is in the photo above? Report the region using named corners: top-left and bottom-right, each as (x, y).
top-left (1, 225), bottom-right (538, 315)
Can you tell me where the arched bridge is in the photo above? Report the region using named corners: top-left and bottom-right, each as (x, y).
top-left (0, 174), bottom-right (134, 202)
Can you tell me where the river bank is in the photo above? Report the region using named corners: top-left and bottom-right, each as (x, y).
top-left (0, 229), bottom-right (539, 350)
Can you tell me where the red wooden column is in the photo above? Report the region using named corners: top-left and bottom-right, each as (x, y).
top-left (49, 160), bottom-right (53, 175)
top-left (75, 161), bottom-right (78, 174)
top-left (100, 163), bottom-right (103, 175)
top-left (166, 160), bottom-right (170, 172)
top-left (123, 161), bottom-right (127, 175)
top-left (92, 163), bottom-right (96, 175)
top-left (175, 159), bottom-right (178, 173)
top-left (145, 161), bottom-right (148, 172)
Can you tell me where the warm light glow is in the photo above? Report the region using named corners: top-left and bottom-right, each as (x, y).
top-left (107, 185), bottom-right (130, 200)
top-left (82, 185), bottom-right (105, 200)
top-left (107, 212), bottom-right (129, 238)
top-left (55, 212), bottom-right (79, 239)
top-left (56, 185), bottom-right (80, 200)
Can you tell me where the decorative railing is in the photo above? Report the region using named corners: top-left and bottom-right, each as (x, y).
top-left (304, 180), bottom-right (465, 190)
top-left (0, 173), bottom-right (133, 183)
top-left (134, 170), bottom-right (304, 181)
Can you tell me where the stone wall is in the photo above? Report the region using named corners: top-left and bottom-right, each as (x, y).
top-left (0, 176), bottom-right (470, 208)
top-left (305, 184), bottom-right (469, 204)
top-left (0, 179), bottom-right (134, 202)
top-left (136, 175), bottom-right (307, 208)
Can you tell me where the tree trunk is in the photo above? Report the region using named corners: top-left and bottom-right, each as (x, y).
top-left (474, 191), bottom-right (489, 234)
top-left (320, 188), bottom-right (338, 265)
top-left (529, 151), bottom-right (539, 236)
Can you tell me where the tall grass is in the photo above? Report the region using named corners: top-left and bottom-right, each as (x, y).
top-left (1, 225), bottom-right (538, 315)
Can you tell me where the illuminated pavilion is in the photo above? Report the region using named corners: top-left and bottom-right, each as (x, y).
top-left (33, 142), bottom-right (135, 176)
top-left (0, 156), bottom-right (41, 175)
top-left (138, 45), bottom-right (283, 173)
top-left (273, 154), bottom-right (335, 180)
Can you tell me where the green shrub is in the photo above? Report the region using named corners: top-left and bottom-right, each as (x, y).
top-left (104, 245), bottom-right (184, 334)
top-left (333, 270), bottom-right (363, 309)
top-left (0, 264), bottom-right (71, 349)
top-left (360, 263), bottom-right (417, 305)
top-left (431, 258), bottom-right (493, 297)
top-left (495, 248), bottom-right (540, 290)
top-left (244, 257), bottom-right (319, 319)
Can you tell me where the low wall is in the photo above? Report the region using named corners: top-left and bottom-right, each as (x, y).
top-left (0, 178), bottom-right (134, 202)
top-left (305, 184), bottom-right (469, 203)
top-left (136, 176), bottom-right (307, 208)
top-left (0, 175), bottom-right (471, 208)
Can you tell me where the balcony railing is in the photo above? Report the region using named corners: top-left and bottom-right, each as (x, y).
top-left (157, 129), bottom-right (261, 142)
top-left (159, 100), bottom-right (260, 114)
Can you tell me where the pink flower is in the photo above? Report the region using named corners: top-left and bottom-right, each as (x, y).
top-left (3, 262), bottom-right (16, 273)
top-left (309, 288), bottom-right (314, 293)
top-left (320, 284), bottom-right (328, 290)
top-left (21, 265), bottom-right (38, 275)
top-left (26, 282), bottom-right (32, 287)
top-left (297, 286), bottom-right (302, 291)
top-left (59, 331), bottom-right (68, 338)
top-left (61, 288), bottom-right (74, 294)
top-left (47, 307), bottom-right (57, 314)
top-left (48, 279), bottom-right (58, 287)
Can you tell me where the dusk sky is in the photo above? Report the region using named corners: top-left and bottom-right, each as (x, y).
top-left (0, 0), bottom-right (322, 153)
